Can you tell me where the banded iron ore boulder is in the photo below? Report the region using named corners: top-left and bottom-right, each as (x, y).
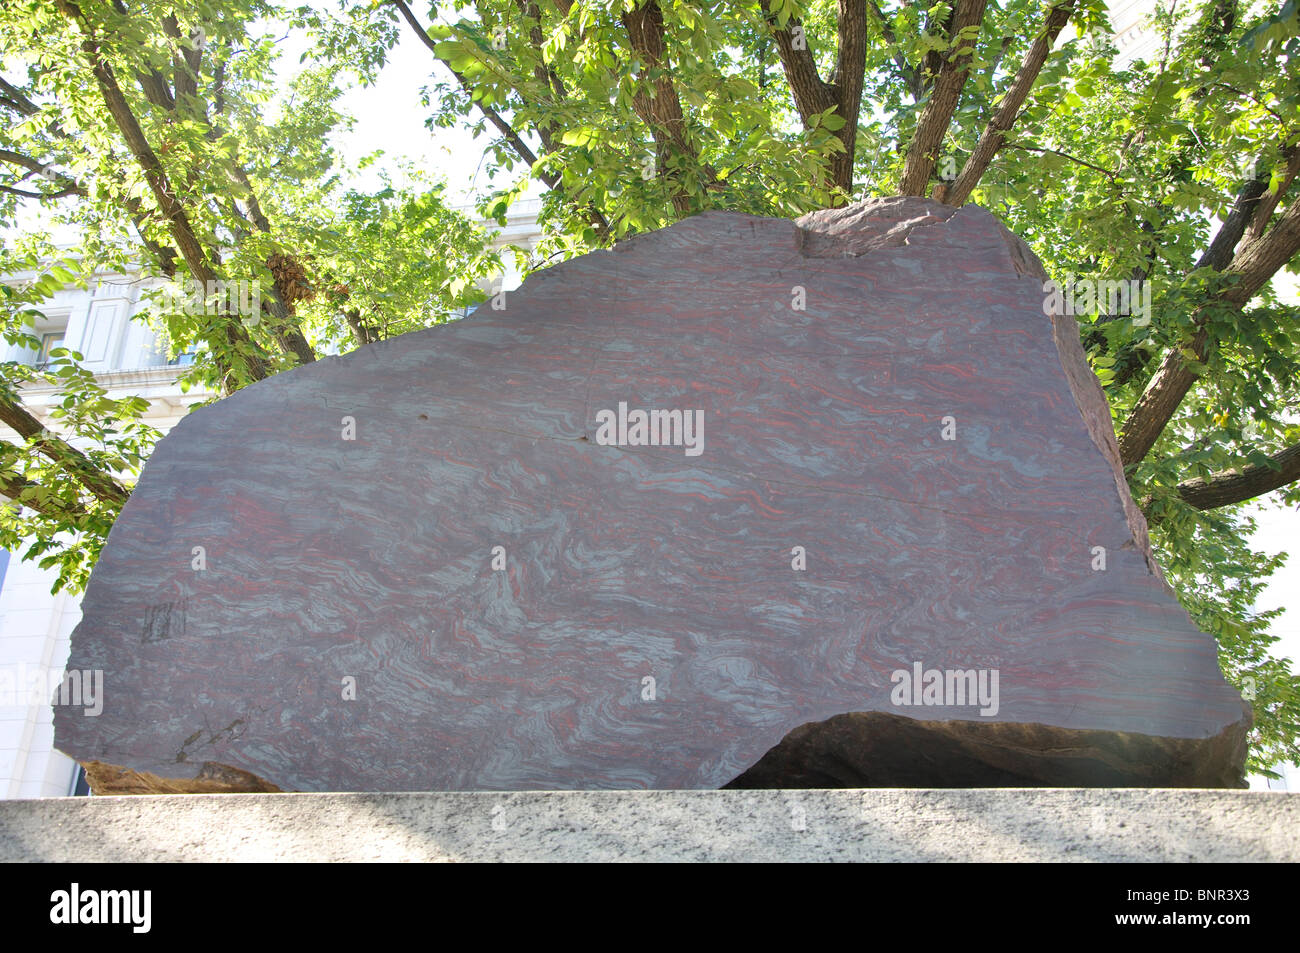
top-left (55, 197), bottom-right (1250, 792)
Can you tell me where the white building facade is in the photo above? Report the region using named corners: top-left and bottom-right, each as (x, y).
top-left (0, 267), bottom-right (206, 798)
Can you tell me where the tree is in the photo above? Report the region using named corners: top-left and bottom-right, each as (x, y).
top-left (2, 0), bottom-right (1298, 773)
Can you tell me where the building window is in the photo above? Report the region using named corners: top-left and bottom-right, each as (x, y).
top-left (35, 330), bottom-right (66, 368)
top-left (69, 765), bottom-right (90, 797)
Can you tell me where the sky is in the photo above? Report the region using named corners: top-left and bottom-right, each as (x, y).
top-left (307, 7), bottom-right (538, 207)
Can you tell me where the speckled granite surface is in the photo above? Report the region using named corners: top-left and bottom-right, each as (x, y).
top-left (2, 790), bottom-right (1296, 862)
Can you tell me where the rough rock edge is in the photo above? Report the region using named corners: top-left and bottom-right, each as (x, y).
top-left (82, 759), bottom-right (283, 795)
top-left (725, 711), bottom-right (1250, 789)
top-left (82, 701), bottom-right (1250, 792)
top-left (786, 199), bottom-right (1250, 784)
top-left (795, 196), bottom-right (958, 257)
top-left (796, 197), bottom-right (1164, 579)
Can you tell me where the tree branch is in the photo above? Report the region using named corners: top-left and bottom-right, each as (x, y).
top-left (0, 149), bottom-right (84, 192)
top-left (0, 77), bottom-right (41, 116)
top-left (56, 0), bottom-right (271, 388)
top-left (0, 388), bottom-right (129, 507)
top-left (760, 0), bottom-right (865, 198)
top-left (0, 183), bottom-right (79, 200)
top-left (391, 0), bottom-right (545, 174)
top-left (1001, 141), bottom-right (1117, 180)
top-left (1108, 143), bottom-right (1298, 387)
top-left (161, 14), bottom-right (200, 103)
top-left (865, 0), bottom-right (922, 100)
top-left (1195, 161), bottom-right (1276, 272)
top-left (0, 74), bottom-right (180, 276)
top-left (223, 165), bottom-right (317, 365)
top-left (828, 0), bottom-right (867, 198)
top-left (513, 0), bottom-right (567, 153)
top-left (1117, 196), bottom-right (1300, 465)
top-left (759, 0), bottom-right (836, 124)
top-left (152, 25), bottom-right (319, 368)
top-left (1243, 142), bottom-right (1300, 244)
top-left (899, 0), bottom-right (989, 196)
top-left (0, 145), bottom-right (175, 274)
top-left (390, 0), bottom-right (610, 237)
top-left (943, 0), bottom-right (1075, 207)
top-left (621, 0), bottom-right (714, 214)
top-left (0, 465), bottom-right (94, 527)
top-left (1176, 441), bottom-right (1300, 510)
top-left (343, 307), bottom-right (373, 347)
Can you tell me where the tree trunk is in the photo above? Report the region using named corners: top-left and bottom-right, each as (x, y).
top-left (899, 0), bottom-right (988, 196)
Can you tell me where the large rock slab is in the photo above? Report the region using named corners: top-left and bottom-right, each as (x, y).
top-left (54, 197), bottom-right (1250, 791)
